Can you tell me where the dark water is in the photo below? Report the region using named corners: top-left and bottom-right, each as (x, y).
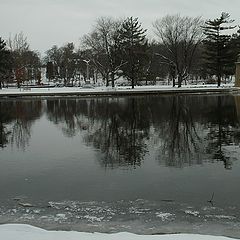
top-left (0, 94), bottom-right (240, 237)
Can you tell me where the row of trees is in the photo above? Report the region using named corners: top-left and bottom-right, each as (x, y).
top-left (1, 13), bottom-right (240, 88)
top-left (45, 17), bottom-right (150, 88)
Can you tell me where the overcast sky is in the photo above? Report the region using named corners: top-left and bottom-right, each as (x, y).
top-left (1, 0), bottom-right (240, 54)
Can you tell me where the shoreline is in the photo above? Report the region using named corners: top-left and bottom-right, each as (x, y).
top-left (0, 85), bottom-right (239, 98)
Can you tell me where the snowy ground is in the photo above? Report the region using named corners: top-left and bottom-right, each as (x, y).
top-left (0, 224), bottom-right (238, 240)
top-left (0, 84), bottom-right (237, 97)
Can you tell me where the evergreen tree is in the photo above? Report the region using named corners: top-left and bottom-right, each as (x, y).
top-left (116, 17), bottom-right (149, 88)
top-left (0, 37), bottom-right (12, 89)
top-left (229, 27), bottom-right (240, 62)
top-left (222, 27), bottom-right (240, 79)
top-left (202, 12), bottom-right (236, 86)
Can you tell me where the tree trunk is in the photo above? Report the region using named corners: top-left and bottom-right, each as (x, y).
top-left (17, 80), bottom-right (21, 88)
top-left (111, 73), bottom-right (115, 88)
top-left (172, 78), bottom-right (175, 87)
top-left (217, 74), bottom-right (221, 87)
top-left (105, 75), bottom-right (109, 87)
top-left (131, 78), bottom-right (134, 89)
top-left (64, 78), bottom-right (67, 87)
top-left (131, 65), bottom-right (135, 89)
top-left (178, 75), bottom-right (182, 88)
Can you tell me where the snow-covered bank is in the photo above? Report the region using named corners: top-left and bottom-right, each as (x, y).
top-left (0, 84), bottom-right (238, 97)
top-left (0, 224), bottom-right (237, 240)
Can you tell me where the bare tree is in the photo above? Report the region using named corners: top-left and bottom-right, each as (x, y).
top-left (153, 15), bottom-right (203, 87)
top-left (8, 32), bottom-right (29, 53)
top-left (82, 17), bottom-right (125, 87)
top-left (7, 32), bottom-right (40, 87)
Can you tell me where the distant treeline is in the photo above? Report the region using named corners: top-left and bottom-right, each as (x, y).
top-left (0, 12), bottom-right (240, 89)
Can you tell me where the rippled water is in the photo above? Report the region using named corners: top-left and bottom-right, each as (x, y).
top-left (0, 94), bottom-right (240, 237)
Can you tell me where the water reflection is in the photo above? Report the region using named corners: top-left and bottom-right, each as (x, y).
top-left (46, 98), bottom-right (149, 168)
top-left (84, 98), bottom-right (149, 168)
top-left (205, 97), bottom-right (239, 169)
top-left (0, 100), bottom-right (42, 149)
top-left (1, 95), bottom-right (240, 169)
top-left (155, 96), bottom-right (203, 167)
top-left (235, 96), bottom-right (240, 121)
top-left (0, 102), bottom-right (12, 148)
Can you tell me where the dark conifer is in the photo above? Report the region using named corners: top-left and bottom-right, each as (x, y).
top-left (0, 37), bottom-right (12, 89)
top-left (116, 17), bottom-right (149, 88)
top-left (202, 12), bottom-right (236, 86)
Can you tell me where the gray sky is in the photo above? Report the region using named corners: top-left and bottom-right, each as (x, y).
top-left (1, 0), bottom-right (239, 54)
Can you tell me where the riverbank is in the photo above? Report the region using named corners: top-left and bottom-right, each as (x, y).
top-left (0, 224), bottom-right (237, 240)
top-left (0, 84), bottom-right (239, 98)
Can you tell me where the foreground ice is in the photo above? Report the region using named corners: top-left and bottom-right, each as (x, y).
top-left (1, 199), bottom-right (239, 238)
top-left (0, 224), bottom-right (237, 240)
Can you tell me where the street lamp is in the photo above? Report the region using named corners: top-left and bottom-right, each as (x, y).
top-left (83, 59), bottom-right (90, 82)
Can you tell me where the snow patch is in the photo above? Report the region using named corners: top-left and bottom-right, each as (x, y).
top-left (205, 215), bottom-right (236, 220)
top-left (184, 210), bottom-right (200, 217)
top-left (155, 212), bottom-right (175, 221)
top-left (0, 224), bottom-right (237, 240)
top-left (56, 213), bottom-right (66, 219)
top-left (83, 215), bottom-right (105, 222)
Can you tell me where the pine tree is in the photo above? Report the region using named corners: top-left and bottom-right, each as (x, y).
top-left (229, 27), bottom-right (240, 62)
top-left (116, 17), bottom-right (149, 88)
top-left (202, 12), bottom-right (236, 86)
top-left (0, 37), bottom-right (12, 89)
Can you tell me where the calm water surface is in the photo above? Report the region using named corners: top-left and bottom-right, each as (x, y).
top-left (0, 94), bottom-right (240, 237)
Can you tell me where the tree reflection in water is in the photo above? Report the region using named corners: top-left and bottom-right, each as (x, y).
top-left (156, 95), bottom-right (204, 168)
top-left (0, 101), bottom-right (12, 148)
top-left (206, 96), bottom-right (240, 169)
top-left (45, 95), bottom-right (240, 169)
top-left (1, 95), bottom-right (240, 169)
top-left (83, 98), bottom-right (149, 168)
top-left (0, 100), bottom-right (42, 149)
top-left (46, 99), bottom-right (79, 137)
top-left (46, 98), bottom-right (149, 168)
top-left (156, 95), bottom-right (240, 169)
